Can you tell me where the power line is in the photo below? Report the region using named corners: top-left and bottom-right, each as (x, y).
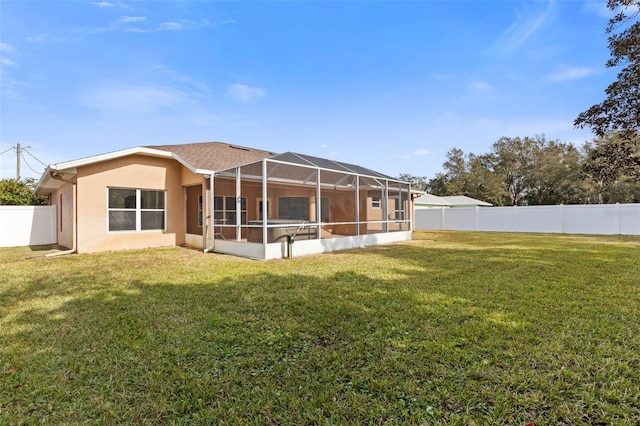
top-left (21, 146), bottom-right (48, 168)
top-left (0, 146), bottom-right (15, 156)
top-left (0, 145), bottom-right (48, 179)
top-left (20, 152), bottom-right (44, 175)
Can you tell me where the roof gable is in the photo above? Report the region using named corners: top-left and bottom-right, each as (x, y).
top-left (147, 142), bottom-right (276, 172)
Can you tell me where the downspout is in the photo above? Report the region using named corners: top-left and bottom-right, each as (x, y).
top-left (46, 171), bottom-right (77, 257)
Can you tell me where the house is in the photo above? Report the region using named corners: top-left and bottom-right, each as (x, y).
top-left (440, 195), bottom-right (493, 208)
top-left (35, 142), bottom-right (414, 259)
top-left (414, 193), bottom-right (452, 209)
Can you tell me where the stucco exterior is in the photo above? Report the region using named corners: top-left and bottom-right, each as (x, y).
top-left (57, 155), bottom-right (202, 253)
top-left (51, 181), bottom-right (75, 250)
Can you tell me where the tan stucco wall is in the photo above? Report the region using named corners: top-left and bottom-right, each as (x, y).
top-left (54, 182), bottom-right (76, 249)
top-left (75, 155), bottom-right (188, 253)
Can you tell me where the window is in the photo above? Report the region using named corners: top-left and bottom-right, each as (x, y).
top-left (278, 197), bottom-right (309, 220)
top-left (214, 196), bottom-right (247, 225)
top-left (198, 195), bottom-right (203, 227)
top-left (371, 197), bottom-right (381, 208)
top-left (389, 196), bottom-right (405, 220)
top-left (108, 188), bottom-right (165, 232)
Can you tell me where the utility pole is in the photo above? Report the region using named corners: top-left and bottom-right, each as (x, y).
top-left (16, 143), bottom-right (21, 180)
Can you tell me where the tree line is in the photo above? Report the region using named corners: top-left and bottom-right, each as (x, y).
top-left (400, 133), bottom-right (640, 206)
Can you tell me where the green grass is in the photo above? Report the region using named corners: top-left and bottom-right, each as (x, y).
top-left (1, 231), bottom-right (639, 425)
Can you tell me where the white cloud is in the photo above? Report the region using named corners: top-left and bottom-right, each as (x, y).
top-left (90, 1), bottom-right (132, 11)
top-left (547, 66), bottom-right (596, 82)
top-left (413, 149), bottom-right (431, 156)
top-left (0, 58), bottom-right (16, 68)
top-left (153, 64), bottom-right (212, 95)
top-left (91, 1), bottom-right (114, 8)
top-left (25, 33), bottom-right (65, 43)
top-left (117, 16), bottom-right (147, 24)
top-left (78, 83), bottom-right (197, 115)
top-left (0, 43), bottom-right (25, 99)
top-left (124, 19), bottom-right (210, 33)
top-left (226, 84), bottom-right (266, 103)
top-left (489, 0), bottom-right (557, 56)
top-left (470, 80), bottom-right (493, 91)
top-left (0, 42), bottom-right (16, 54)
top-left (160, 22), bottom-right (183, 30)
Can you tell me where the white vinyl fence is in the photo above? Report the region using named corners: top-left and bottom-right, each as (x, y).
top-left (0, 206), bottom-right (57, 247)
top-left (415, 203), bottom-right (640, 236)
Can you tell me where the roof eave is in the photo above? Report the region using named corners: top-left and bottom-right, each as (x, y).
top-left (34, 166), bottom-right (78, 195)
top-left (33, 147), bottom-right (199, 195)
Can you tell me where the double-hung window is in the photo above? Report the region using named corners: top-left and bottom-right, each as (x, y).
top-left (108, 188), bottom-right (166, 232)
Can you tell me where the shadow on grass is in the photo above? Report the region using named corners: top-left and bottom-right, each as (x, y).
top-left (2, 237), bottom-right (640, 424)
top-left (0, 244), bottom-right (70, 263)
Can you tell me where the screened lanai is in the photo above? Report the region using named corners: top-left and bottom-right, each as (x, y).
top-left (208, 152), bottom-right (412, 259)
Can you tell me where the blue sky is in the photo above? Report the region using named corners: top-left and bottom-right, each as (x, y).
top-left (0, 0), bottom-right (616, 181)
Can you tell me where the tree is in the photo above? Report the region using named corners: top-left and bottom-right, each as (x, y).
top-left (527, 141), bottom-right (584, 205)
top-left (0, 178), bottom-right (48, 205)
top-left (574, 0), bottom-right (640, 138)
top-left (425, 148), bottom-right (471, 196)
top-left (424, 148), bottom-right (509, 204)
top-left (466, 153), bottom-right (510, 206)
top-left (425, 136), bottom-right (587, 206)
top-left (397, 173), bottom-right (428, 191)
top-left (491, 136), bottom-right (544, 205)
top-left (581, 133), bottom-right (640, 203)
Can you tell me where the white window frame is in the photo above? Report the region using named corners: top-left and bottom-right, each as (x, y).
top-left (107, 188), bottom-right (167, 232)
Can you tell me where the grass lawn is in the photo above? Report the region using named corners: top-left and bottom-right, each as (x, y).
top-left (1, 231), bottom-right (639, 425)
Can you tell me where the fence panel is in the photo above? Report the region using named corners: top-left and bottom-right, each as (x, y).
top-left (414, 209), bottom-right (443, 230)
top-left (620, 204), bottom-right (640, 235)
top-left (415, 204), bottom-right (640, 236)
top-left (516, 205), bottom-right (563, 233)
top-left (0, 206), bottom-right (57, 247)
top-left (444, 208), bottom-right (476, 231)
top-left (562, 205), bottom-right (619, 235)
top-left (477, 207), bottom-right (515, 232)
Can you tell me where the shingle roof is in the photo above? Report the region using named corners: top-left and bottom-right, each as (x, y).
top-left (146, 141), bottom-right (277, 172)
top-left (414, 193), bottom-right (452, 206)
top-left (440, 195), bottom-right (493, 207)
